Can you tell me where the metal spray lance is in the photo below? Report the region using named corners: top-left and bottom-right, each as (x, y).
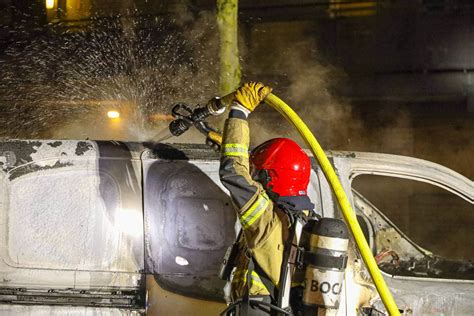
top-left (168, 95), bottom-right (232, 149)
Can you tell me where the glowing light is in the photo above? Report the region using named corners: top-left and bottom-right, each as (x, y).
top-left (45, 0), bottom-right (55, 9)
top-left (175, 256), bottom-right (189, 266)
top-left (107, 110), bottom-right (120, 119)
top-left (115, 209), bottom-right (142, 237)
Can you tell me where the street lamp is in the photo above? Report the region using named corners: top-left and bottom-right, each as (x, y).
top-left (45, 0), bottom-right (55, 10)
top-left (107, 110), bottom-right (120, 119)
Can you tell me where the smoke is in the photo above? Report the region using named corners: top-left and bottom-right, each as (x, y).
top-left (245, 39), bottom-right (365, 150)
top-left (413, 119), bottom-right (474, 178)
top-left (242, 33), bottom-right (416, 166)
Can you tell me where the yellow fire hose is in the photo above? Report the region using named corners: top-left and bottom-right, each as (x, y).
top-left (262, 93), bottom-right (400, 315)
top-left (208, 130), bottom-right (223, 146)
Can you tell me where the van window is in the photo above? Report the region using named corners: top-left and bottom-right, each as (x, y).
top-left (352, 175), bottom-right (474, 279)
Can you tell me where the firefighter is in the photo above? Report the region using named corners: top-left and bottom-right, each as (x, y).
top-left (219, 82), bottom-right (315, 315)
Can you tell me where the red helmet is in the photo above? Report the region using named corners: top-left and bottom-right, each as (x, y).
top-left (250, 138), bottom-right (311, 197)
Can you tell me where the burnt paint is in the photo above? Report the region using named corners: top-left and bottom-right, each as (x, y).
top-left (380, 255), bottom-right (474, 280)
top-left (8, 160), bottom-right (73, 181)
top-left (0, 140), bottom-right (41, 171)
top-left (144, 142), bottom-right (189, 160)
top-left (144, 158), bottom-right (235, 301)
top-left (47, 141), bottom-right (62, 148)
top-left (75, 141), bottom-right (93, 156)
top-left (0, 140), bottom-right (76, 180)
top-left (155, 274), bottom-right (225, 303)
top-left (144, 143), bottom-right (220, 161)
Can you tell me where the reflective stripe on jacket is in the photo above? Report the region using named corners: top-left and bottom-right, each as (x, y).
top-left (219, 118), bottom-right (290, 300)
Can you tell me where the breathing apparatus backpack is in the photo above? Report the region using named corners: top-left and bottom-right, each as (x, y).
top-left (219, 212), bottom-right (349, 316)
top-left (302, 218), bottom-right (349, 314)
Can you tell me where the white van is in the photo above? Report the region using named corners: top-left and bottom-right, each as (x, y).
top-left (0, 140), bottom-right (472, 315)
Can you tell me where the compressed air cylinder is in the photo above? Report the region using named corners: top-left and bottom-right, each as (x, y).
top-left (303, 218), bottom-right (349, 312)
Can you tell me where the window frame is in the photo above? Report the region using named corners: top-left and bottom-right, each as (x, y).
top-left (330, 151), bottom-right (474, 282)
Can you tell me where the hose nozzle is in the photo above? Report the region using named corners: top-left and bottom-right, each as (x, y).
top-left (169, 118), bottom-right (192, 136)
top-left (167, 96), bottom-right (229, 147)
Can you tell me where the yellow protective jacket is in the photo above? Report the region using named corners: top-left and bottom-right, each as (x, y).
top-left (219, 117), bottom-right (292, 300)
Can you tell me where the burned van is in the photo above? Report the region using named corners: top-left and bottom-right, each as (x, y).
top-left (0, 140), bottom-right (472, 315)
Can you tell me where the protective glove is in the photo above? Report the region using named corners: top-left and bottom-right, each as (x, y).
top-left (233, 82), bottom-right (272, 113)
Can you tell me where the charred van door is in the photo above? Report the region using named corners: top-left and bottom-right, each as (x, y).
top-left (0, 140), bottom-right (145, 311)
top-left (142, 144), bottom-right (236, 302)
top-left (331, 152), bottom-right (474, 315)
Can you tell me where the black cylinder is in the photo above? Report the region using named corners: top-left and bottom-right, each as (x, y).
top-left (169, 119), bottom-right (192, 136)
top-left (312, 217), bottom-right (349, 239)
